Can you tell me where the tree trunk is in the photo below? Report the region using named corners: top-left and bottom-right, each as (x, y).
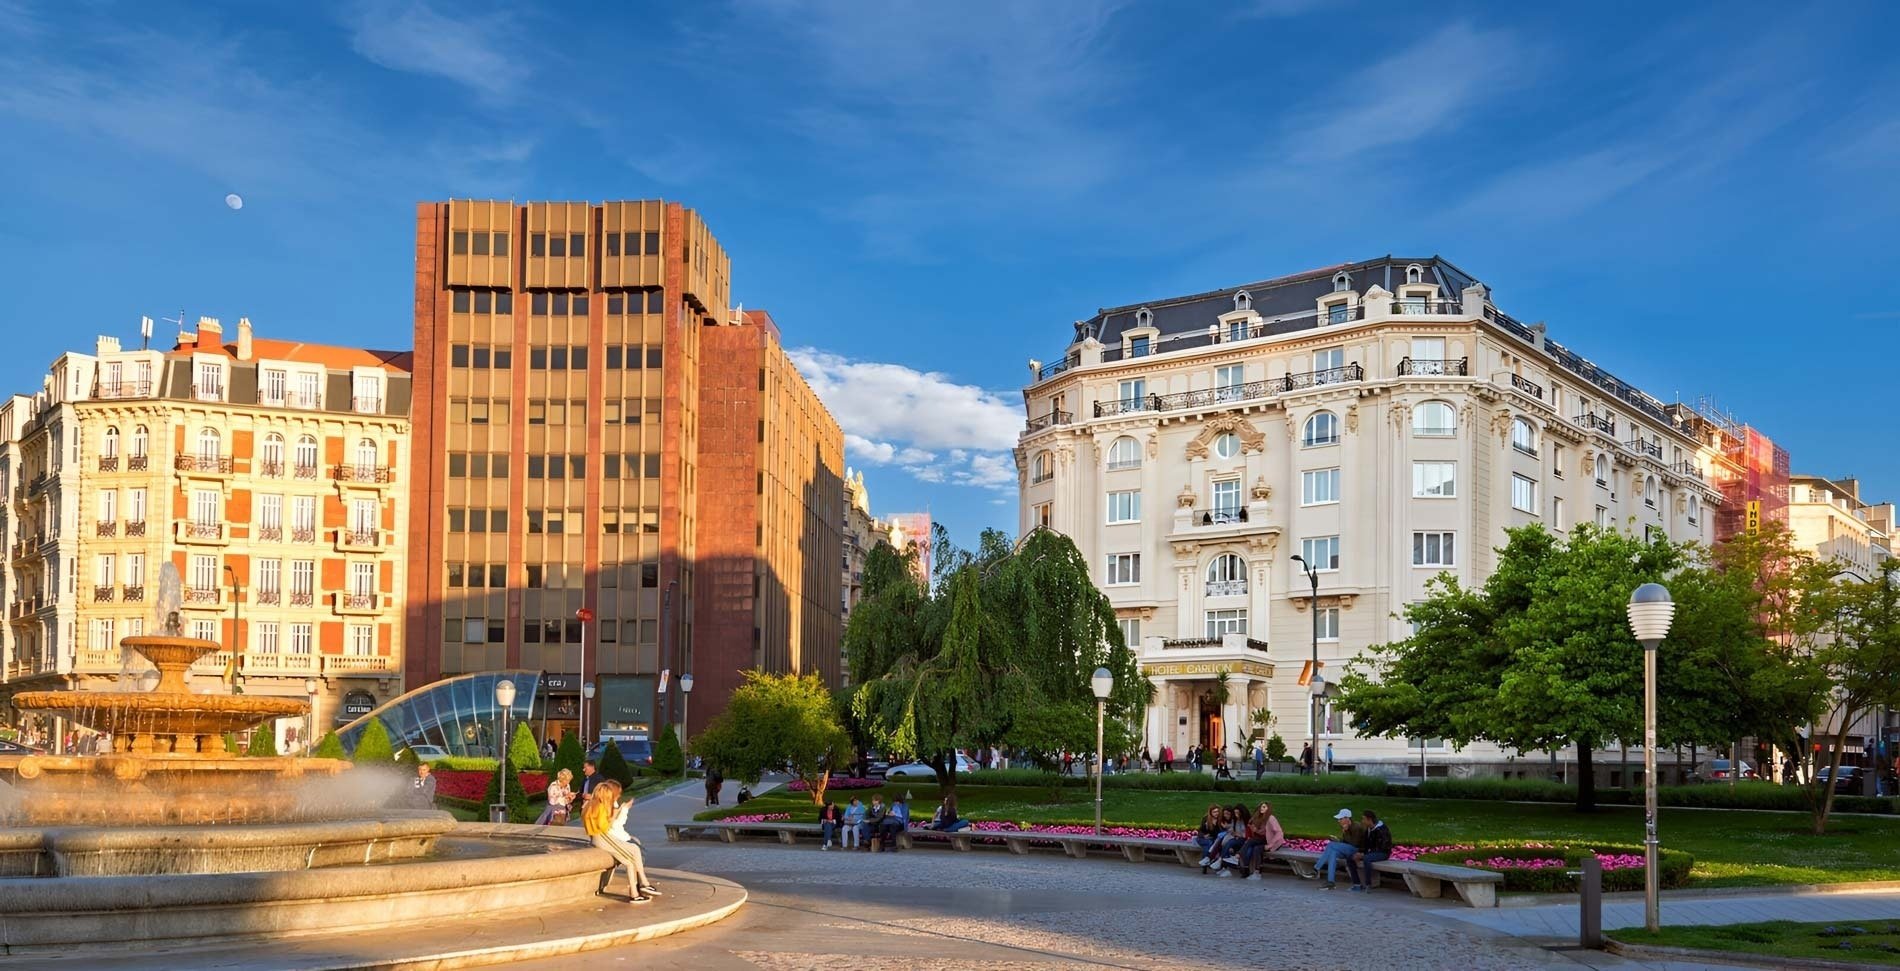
top-left (933, 752), bottom-right (957, 804)
top-left (1813, 708), bottom-right (1858, 835)
top-left (1576, 745), bottom-right (1597, 812)
top-left (810, 769), bottom-right (829, 806)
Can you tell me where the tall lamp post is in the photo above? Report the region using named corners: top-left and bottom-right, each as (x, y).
top-left (1291, 554), bottom-right (1321, 773)
top-left (576, 606), bottom-right (593, 747)
top-left (678, 673), bottom-right (694, 752)
top-left (1627, 583), bottom-right (1675, 934)
top-left (493, 679), bottom-right (517, 824)
top-left (303, 678), bottom-right (318, 756)
top-left (1091, 667), bottom-right (1114, 835)
top-left (581, 682), bottom-right (595, 747)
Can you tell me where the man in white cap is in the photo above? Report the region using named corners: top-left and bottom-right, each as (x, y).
top-left (1312, 808), bottom-right (1366, 890)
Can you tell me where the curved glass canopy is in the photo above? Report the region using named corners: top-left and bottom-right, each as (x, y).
top-left (335, 670), bottom-right (542, 758)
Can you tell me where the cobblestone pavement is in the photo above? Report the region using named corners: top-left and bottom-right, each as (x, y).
top-left (495, 781), bottom-right (1734, 970)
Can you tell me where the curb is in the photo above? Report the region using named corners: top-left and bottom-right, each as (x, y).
top-left (1605, 938), bottom-right (1891, 970)
top-left (1498, 879), bottom-right (1900, 908)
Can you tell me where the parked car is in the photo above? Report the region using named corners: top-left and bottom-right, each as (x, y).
top-left (587, 739), bottom-right (654, 766)
top-left (0, 739), bottom-right (44, 755)
top-left (885, 753), bottom-right (982, 780)
top-left (1690, 759), bottom-right (1756, 783)
top-left (1818, 765), bottom-right (1865, 794)
top-left (398, 745), bottom-right (450, 763)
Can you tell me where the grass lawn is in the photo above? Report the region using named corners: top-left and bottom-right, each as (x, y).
top-left (1613, 921), bottom-right (1900, 965)
top-left (703, 781), bottom-right (1900, 889)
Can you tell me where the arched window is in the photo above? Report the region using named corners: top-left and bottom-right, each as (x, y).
top-left (131, 425), bottom-right (149, 458)
top-left (1511, 417), bottom-right (1536, 454)
top-left (1106, 436), bottom-right (1141, 471)
top-left (101, 426), bottom-right (120, 458)
top-left (1594, 454), bottom-right (1609, 486)
top-left (1644, 476), bottom-right (1660, 509)
top-left (295, 434), bottom-right (319, 474)
top-left (1302, 412), bottom-right (1339, 448)
top-left (1206, 553), bottom-right (1247, 596)
top-left (1213, 432), bottom-right (1240, 459)
top-left (262, 433), bottom-right (284, 472)
top-left (1031, 451), bottom-right (1054, 484)
top-left (1406, 263), bottom-right (1424, 284)
top-left (1688, 494), bottom-right (1701, 525)
top-left (1412, 401), bottom-right (1456, 437)
top-left (1332, 272), bottom-right (1351, 293)
top-left (1233, 290), bottom-right (1252, 312)
top-left (355, 438), bottom-right (378, 472)
top-left (1134, 308), bottom-right (1154, 327)
top-left (196, 427), bottom-right (221, 460)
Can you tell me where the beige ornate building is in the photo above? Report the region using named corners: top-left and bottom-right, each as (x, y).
top-left (841, 468), bottom-right (894, 628)
top-left (0, 319), bottom-right (411, 751)
top-left (1018, 258), bottom-right (1721, 779)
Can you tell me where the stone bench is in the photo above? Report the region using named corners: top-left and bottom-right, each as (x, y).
top-left (1372, 859), bottom-right (1502, 909)
top-left (665, 820), bottom-right (914, 850)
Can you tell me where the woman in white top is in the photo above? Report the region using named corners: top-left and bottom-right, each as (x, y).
top-left (535, 767), bottom-right (575, 826)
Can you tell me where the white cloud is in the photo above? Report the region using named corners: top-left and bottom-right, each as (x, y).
top-left (344, 1), bottom-right (525, 101)
top-left (1290, 23), bottom-right (1525, 164)
top-left (799, 347), bottom-right (1021, 494)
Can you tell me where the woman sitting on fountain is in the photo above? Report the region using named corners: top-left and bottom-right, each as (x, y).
top-left (581, 780), bottom-right (660, 904)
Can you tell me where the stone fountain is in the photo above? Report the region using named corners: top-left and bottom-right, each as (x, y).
top-left (0, 568), bottom-right (627, 954)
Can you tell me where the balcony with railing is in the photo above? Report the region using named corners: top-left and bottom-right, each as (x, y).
top-left (1509, 373), bottom-right (1544, 400)
top-left (258, 460), bottom-right (284, 478)
top-left (1670, 461), bottom-right (1708, 485)
top-left (1155, 380), bottom-right (1276, 412)
top-left (97, 455), bottom-right (119, 472)
top-left (96, 520), bottom-right (117, 537)
top-left (285, 390), bottom-right (322, 410)
top-left (1192, 507), bottom-right (1250, 526)
top-left (1093, 396), bottom-right (1156, 418)
top-left (96, 380), bottom-right (152, 400)
top-left (258, 524), bottom-right (283, 542)
top-left (323, 654), bottom-right (394, 676)
top-left (1324, 303), bottom-right (1366, 325)
top-left (1395, 357), bottom-right (1469, 377)
top-left (125, 520), bottom-right (146, 537)
top-left (1278, 363), bottom-right (1364, 393)
top-left (1626, 438), bottom-right (1663, 460)
top-left (332, 464), bottom-right (394, 484)
top-left (289, 589), bottom-right (315, 607)
top-left (1033, 355), bottom-right (1077, 383)
top-left (122, 584), bottom-right (145, 602)
top-left (27, 473), bottom-right (49, 496)
top-left (244, 652), bottom-right (318, 674)
top-left (1393, 299), bottom-right (1466, 316)
top-left (1160, 635), bottom-right (1272, 654)
top-left (256, 588), bottom-right (282, 606)
top-left (174, 454), bottom-right (234, 474)
top-left (291, 526), bottom-right (317, 544)
top-left (93, 584), bottom-right (114, 603)
top-left (1574, 412), bottom-right (1617, 437)
top-left (1024, 410), bottom-right (1072, 433)
top-left (293, 463), bottom-right (320, 480)
top-left (175, 520), bottom-right (228, 544)
top-left (193, 383), bottom-right (224, 402)
top-left (336, 528), bottom-right (382, 551)
top-left (188, 651), bottom-right (235, 674)
top-left (128, 454), bottom-right (149, 472)
top-left (1205, 579), bottom-right (1248, 597)
top-left (335, 591), bottom-right (379, 615)
top-left (182, 586), bottom-right (223, 607)
top-left (352, 396), bottom-right (385, 414)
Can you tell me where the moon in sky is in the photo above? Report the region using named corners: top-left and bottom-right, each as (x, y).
top-left (225, 194), bottom-right (244, 210)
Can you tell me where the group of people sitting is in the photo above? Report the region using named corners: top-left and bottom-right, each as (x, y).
top-left (815, 795), bottom-right (968, 851)
top-left (1193, 802), bottom-right (1288, 877)
top-left (1192, 802), bottom-right (1393, 891)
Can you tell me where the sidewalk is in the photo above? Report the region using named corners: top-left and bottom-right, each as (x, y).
top-left (1436, 888), bottom-right (1900, 941)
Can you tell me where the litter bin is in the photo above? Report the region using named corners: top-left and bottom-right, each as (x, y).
top-left (489, 803), bottom-right (508, 824)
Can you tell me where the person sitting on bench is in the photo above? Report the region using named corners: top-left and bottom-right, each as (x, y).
top-left (877, 797), bottom-right (911, 850)
top-left (926, 796), bottom-right (969, 832)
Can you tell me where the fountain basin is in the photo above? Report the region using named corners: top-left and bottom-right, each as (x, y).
top-left (0, 753), bottom-right (353, 827)
top-left (12, 690), bottom-right (309, 751)
top-left (1, 812), bottom-right (455, 877)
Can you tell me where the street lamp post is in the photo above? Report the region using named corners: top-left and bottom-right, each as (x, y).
top-left (1291, 554), bottom-right (1321, 774)
top-left (576, 606), bottom-right (594, 747)
top-left (303, 678), bottom-right (318, 756)
top-left (581, 682), bottom-right (595, 748)
top-left (1091, 667), bottom-right (1114, 835)
top-left (493, 679), bottom-right (517, 824)
top-left (1627, 583), bottom-right (1675, 934)
top-left (678, 673), bottom-right (694, 752)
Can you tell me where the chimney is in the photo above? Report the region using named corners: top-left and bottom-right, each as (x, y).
top-left (236, 317), bottom-right (254, 361)
top-left (96, 336), bottom-right (122, 355)
top-left (1529, 321), bottom-right (1547, 352)
top-left (196, 316), bottom-right (223, 352)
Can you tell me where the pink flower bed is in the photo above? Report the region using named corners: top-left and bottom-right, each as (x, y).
top-left (1467, 855), bottom-right (1566, 870)
top-left (787, 776), bottom-right (884, 791)
top-left (899, 819), bottom-right (1470, 860)
top-left (721, 813), bottom-right (792, 823)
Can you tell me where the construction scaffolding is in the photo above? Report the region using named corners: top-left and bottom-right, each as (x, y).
top-left (1668, 397), bottom-right (1791, 543)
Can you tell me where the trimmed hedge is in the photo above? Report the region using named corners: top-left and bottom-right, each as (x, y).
top-left (960, 768), bottom-right (1388, 797)
top-left (1418, 778), bottom-right (1898, 815)
top-left (1416, 842), bottom-right (1693, 893)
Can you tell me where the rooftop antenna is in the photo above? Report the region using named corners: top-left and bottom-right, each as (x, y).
top-left (161, 310), bottom-right (187, 346)
top-left (139, 315), bottom-right (154, 350)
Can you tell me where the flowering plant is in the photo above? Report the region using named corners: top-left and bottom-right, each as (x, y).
top-left (433, 769), bottom-right (548, 802)
top-left (1421, 843), bottom-right (1692, 892)
top-left (787, 776), bottom-right (883, 792)
top-left (721, 813), bottom-right (793, 823)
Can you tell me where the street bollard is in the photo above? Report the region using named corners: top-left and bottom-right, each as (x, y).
top-left (489, 803), bottom-right (508, 824)
top-left (1578, 854), bottom-right (1603, 948)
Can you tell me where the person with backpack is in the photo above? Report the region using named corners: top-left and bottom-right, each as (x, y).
top-left (1350, 810), bottom-right (1393, 892)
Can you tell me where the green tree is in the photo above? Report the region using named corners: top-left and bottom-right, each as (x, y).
top-left (221, 731), bottom-right (240, 755)
top-left (1342, 524), bottom-right (1680, 811)
top-left (396, 743), bottom-right (423, 768)
top-left (596, 739), bottom-right (634, 787)
top-left (550, 730), bottom-right (584, 783)
top-left (244, 728), bottom-right (278, 758)
top-left (508, 721), bottom-right (541, 771)
top-left (311, 731), bottom-right (346, 760)
top-left (351, 718), bottom-right (395, 764)
top-left (652, 724), bottom-right (685, 775)
top-left (690, 671), bottom-right (851, 804)
top-left (484, 753), bottom-right (532, 822)
top-left (1266, 733), bottom-right (1288, 763)
top-left (1801, 558), bottom-right (1900, 833)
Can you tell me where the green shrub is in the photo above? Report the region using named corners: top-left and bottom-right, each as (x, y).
top-left (351, 718), bottom-right (395, 764)
top-left (597, 740), bottom-right (634, 787)
top-left (1416, 843), bottom-right (1693, 893)
top-left (973, 767), bottom-right (1074, 788)
top-left (550, 731), bottom-right (584, 783)
top-left (396, 744), bottom-right (422, 768)
top-left (244, 729), bottom-right (278, 758)
top-left (1266, 734), bottom-right (1288, 763)
top-left (653, 725), bottom-right (685, 775)
top-left (1416, 777), bottom-right (1896, 814)
top-left (508, 721), bottom-right (541, 771)
top-left (1105, 770), bottom-right (1388, 797)
top-left (483, 754), bottom-right (535, 822)
top-left (311, 731), bottom-right (346, 760)
top-left (435, 756), bottom-right (498, 772)
top-left (221, 732), bottom-right (241, 755)
top-left (1419, 778), bottom-right (1579, 803)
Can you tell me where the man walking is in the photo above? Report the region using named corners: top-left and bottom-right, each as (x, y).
top-left (1298, 743), bottom-right (1313, 776)
top-left (1252, 743), bottom-right (1266, 781)
top-left (1323, 742), bottom-right (1335, 774)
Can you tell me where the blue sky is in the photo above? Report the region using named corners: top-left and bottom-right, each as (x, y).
top-left (2, 1), bottom-right (1897, 544)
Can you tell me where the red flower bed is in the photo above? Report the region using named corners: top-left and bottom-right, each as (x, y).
top-left (433, 769), bottom-right (548, 801)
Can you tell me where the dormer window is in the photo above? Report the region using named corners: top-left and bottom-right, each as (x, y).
top-left (1134, 308), bottom-right (1154, 328)
top-left (1233, 290), bottom-right (1252, 312)
top-left (1332, 272), bottom-right (1351, 293)
top-left (1406, 264), bottom-right (1425, 285)
top-left (1129, 335), bottom-right (1150, 358)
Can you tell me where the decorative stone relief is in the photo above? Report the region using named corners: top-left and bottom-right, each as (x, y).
top-left (1251, 477), bottom-right (1272, 502)
top-left (1055, 444), bottom-right (1074, 468)
top-left (1177, 485), bottom-right (1197, 509)
top-left (1146, 433), bottom-right (1159, 459)
top-left (1184, 414), bottom-right (1268, 460)
top-left (1245, 532), bottom-right (1279, 556)
top-left (1345, 404), bottom-right (1360, 435)
top-left (1388, 403), bottom-right (1411, 432)
top-left (1491, 408), bottom-right (1513, 444)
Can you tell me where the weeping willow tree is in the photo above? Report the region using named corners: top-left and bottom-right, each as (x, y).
top-left (846, 525), bottom-right (1149, 801)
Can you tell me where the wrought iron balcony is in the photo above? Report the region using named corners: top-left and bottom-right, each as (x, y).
top-left (122, 584), bottom-right (145, 602)
top-left (1035, 355), bottom-right (1077, 382)
top-left (256, 588), bottom-right (282, 606)
top-left (258, 525), bottom-right (282, 541)
top-left (128, 454), bottom-right (149, 472)
top-left (1278, 364), bottom-right (1364, 392)
top-left (258, 460), bottom-right (284, 478)
top-left (1509, 373), bottom-right (1544, 400)
top-left (1324, 304), bottom-right (1365, 325)
top-left (1626, 438), bottom-right (1663, 459)
top-left (96, 520), bottom-right (117, 537)
top-left (184, 521), bottom-right (224, 540)
top-left (1155, 380), bottom-right (1275, 411)
top-left (193, 383), bottom-right (224, 402)
top-left (293, 463), bottom-right (320, 480)
top-left (340, 592), bottom-right (377, 611)
top-left (352, 396), bottom-right (385, 414)
top-left (1094, 396), bottom-right (1157, 418)
top-left (338, 528), bottom-right (380, 549)
top-left (96, 380), bottom-right (152, 399)
top-left (183, 586), bottom-right (222, 605)
top-left (175, 454), bottom-right (234, 474)
top-left (1396, 357), bottom-right (1468, 377)
top-left (124, 520), bottom-right (146, 537)
top-left (1024, 410), bottom-right (1072, 433)
top-left (1671, 461), bottom-right (1708, 484)
top-left (291, 527), bottom-right (316, 543)
top-left (332, 464), bottom-right (394, 484)
top-left (285, 391), bottom-right (322, 409)
top-left (289, 590), bottom-right (314, 607)
top-left (1205, 579), bottom-right (1248, 597)
top-left (1192, 507), bottom-right (1250, 526)
top-left (93, 584), bottom-right (115, 603)
top-left (1574, 412), bottom-right (1617, 436)
top-left (97, 455), bottom-right (118, 472)
top-left (1394, 299), bottom-right (1465, 316)
top-left (1161, 636), bottom-right (1272, 653)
